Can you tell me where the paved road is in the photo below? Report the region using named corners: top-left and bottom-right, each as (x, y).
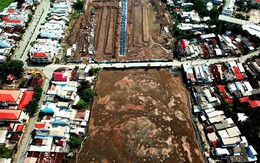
top-left (14, 1), bottom-right (50, 163)
top-left (13, 0), bottom-right (50, 63)
top-left (30, 49), bottom-right (260, 79)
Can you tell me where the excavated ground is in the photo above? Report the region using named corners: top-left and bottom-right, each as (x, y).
top-left (78, 69), bottom-right (204, 163)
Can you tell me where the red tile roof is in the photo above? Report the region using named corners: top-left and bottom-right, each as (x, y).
top-left (18, 91), bottom-right (34, 109)
top-left (8, 9), bottom-right (14, 13)
top-left (0, 94), bottom-right (16, 102)
top-left (180, 39), bottom-right (187, 49)
top-left (16, 124), bottom-right (24, 132)
top-left (235, 74), bottom-right (244, 80)
top-left (1, 113), bottom-right (17, 119)
top-left (33, 52), bottom-right (47, 57)
top-left (224, 98), bottom-right (233, 104)
top-left (0, 90), bottom-right (20, 102)
top-left (35, 122), bottom-right (46, 129)
top-left (250, 100), bottom-right (260, 108)
top-left (222, 94), bottom-right (233, 104)
top-left (53, 72), bottom-right (67, 82)
top-left (233, 67), bottom-right (239, 74)
top-left (0, 110), bottom-right (21, 120)
top-left (6, 19), bottom-right (21, 24)
top-left (212, 141), bottom-right (218, 148)
top-left (217, 85), bottom-right (226, 93)
top-left (239, 96), bottom-right (250, 103)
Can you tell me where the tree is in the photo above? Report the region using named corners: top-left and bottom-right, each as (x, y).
top-left (210, 6), bottom-right (219, 20)
top-left (88, 67), bottom-right (100, 76)
top-left (25, 100), bottom-right (38, 117)
top-left (0, 60), bottom-right (24, 79)
top-left (70, 136), bottom-right (82, 149)
top-left (75, 99), bottom-right (89, 109)
top-left (199, 8), bottom-right (210, 17)
top-left (74, 0), bottom-right (83, 10)
top-left (0, 144), bottom-right (13, 158)
top-left (33, 86), bottom-right (43, 101)
top-left (77, 80), bottom-right (94, 106)
top-left (80, 88), bottom-right (94, 103)
top-left (192, 0), bottom-right (209, 17)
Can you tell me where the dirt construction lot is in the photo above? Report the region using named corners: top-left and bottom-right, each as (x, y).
top-left (78, 69), bottom-right (204, 163)
top-left (67, 0), bottom-right (173, 61)
top-left (126, 0), bottom-right (173, 60)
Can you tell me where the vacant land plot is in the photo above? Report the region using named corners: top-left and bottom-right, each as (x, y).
top-left (126, 0), bottom-right (173, 60)
top-left (67, 0), bottom-right (173, 61)
top-left (0, 0), bottom-right (13, 11)
top-left (78, 69), bottom-right (204, 163)
top-left (66, 11), bottom-right (89, 61)
top-left (91, 0), bottom-right (120, 60)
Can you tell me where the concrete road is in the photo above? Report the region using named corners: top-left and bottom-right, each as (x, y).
top-left (14, 1), bottom-right (50, 163)
top-left (15, 76), bottom-right (49, 163)
top-left (31, 49), bottom-right (260, 79)
top-left (13, 0), bottom-right (50, 63)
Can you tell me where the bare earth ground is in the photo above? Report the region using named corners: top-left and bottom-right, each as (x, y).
top-left (66, 0), bottom-right (173, 61)
top-left (66, 12), bottom-right (89, 61)
top-left (78, 69), bottom-right (204, 163)
top-left (126, 0), bottom-right (172, 60)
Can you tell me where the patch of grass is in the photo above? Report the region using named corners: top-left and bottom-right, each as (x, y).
top-left (0, 0), bottom-right (14, 12)
top-left (70, 9), bottom-right (85, 22)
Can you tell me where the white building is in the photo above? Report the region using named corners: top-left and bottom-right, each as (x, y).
top-left (222, 0), bottom-right (235, 16)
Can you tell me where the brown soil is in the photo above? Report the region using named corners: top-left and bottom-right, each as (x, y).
top-left (125, 0), bottom-right (173, 60)
top-left (92, 1), bottom-right (120, 60)
top-left (66, 11), bottom-right (89, 60)
top-left (77, 69), bottom-right (204, 163)
top-left (96, 7), bottom-right (109, 56)
top-left (67, 0), bottom-right (173, 61)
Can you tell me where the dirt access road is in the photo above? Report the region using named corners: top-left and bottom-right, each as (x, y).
top-left (78, 69), bottom-right (204, 163)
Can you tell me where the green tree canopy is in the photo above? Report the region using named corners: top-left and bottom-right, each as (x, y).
top-left (75, 99), bottom-right (89, 109)
top-left (79, 88), bottom-right (93, 103)
top-left (210, 6), bottom-right (219, 20)
top-left (25, 99), bottom-right (38, 117)
top-left (77, 80), bottom-right (90, 94)
top-left (70, 136), bottom-right (82, 149)
top-left (76, 80), bottom-right (94, 108)
top-left (33, 86), bottom-right (43, 101)
top-left (0, 60), bottom-right (24, 78)
top-left (88, 67), bottom-right (100, 76)
top-left (0, 144), bottom-right (13, 158)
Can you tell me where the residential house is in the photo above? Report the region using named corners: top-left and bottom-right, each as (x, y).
top-left (0, 90), bottom-right (21, 107)
top-left (0, 109), bottom-right (28, 123)
top-left (250, 0), bottom-right (260, 6)
top-left (29, 39), bottom-right (59, 63)
top-left (222, 0), bottom-right (235, 16)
